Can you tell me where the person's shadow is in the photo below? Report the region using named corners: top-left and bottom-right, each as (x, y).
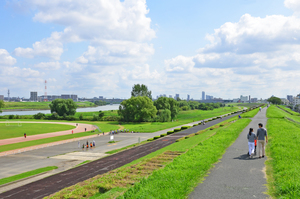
top-left (233, 153), bottom-right (258, 160)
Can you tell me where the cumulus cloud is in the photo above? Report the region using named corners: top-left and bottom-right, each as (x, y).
top-left (285, 0), bottom-right (300, 14)
top-left (0, 49), bottom-right (17, 66)
top-left (34, 61), bottom-right (61, 70)
top-left (164, 12), bottom-right (300, 98)
top-left (14, 33), bottom-right (63, 60)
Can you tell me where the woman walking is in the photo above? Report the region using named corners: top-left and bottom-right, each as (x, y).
top-left (247, 128), bottom-right (256, 158)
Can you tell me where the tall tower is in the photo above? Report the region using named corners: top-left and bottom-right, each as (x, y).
top-left (44, 80), bottom-right (48, 102)
top-left (8, 89), bottom-right (10, 102)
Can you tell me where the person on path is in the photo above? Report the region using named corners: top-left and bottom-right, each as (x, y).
top-left (82, 144), bottom-right (85, 150)
top-left (78, 141), bottom-right (80, 148)
top-left (90, 142), bottom-right (93, 148)
top-left (72, 130), bottom-right (73, 134)
top-left (257, 123), bottom-right (268, 158)
top-left (93, 140), bottom-right (95, 147)
top-left (24, 133), bottom-right (26, 138)
top-left (259, 107), bottom-right (262, 112)
top-left (238, 115), bottom-right (242, 119)
top-left (247, 128), bottom-right (256, 158)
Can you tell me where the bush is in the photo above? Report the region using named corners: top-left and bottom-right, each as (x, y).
top-left (160, 133), bottom-right (167, 137)
top-left (153, 136), bottom-right (160, 140)
top-left (181, 106), bottom-right (190, 111)
top-left (193, 124), bottom-right (197, 127)
top-left (147, 138), bottom-right (154, 141)
top-left (175, 137), bottom-right (185, 142)
top-left (181, 126), bottom-right (190, 130)
top-left (167, 131), bottom-right (174, 135)
top-left (33, 112), bottom-right (46, 119)
top-left (8, 115), bottom-right (14, 119)
top-left (66, 116), bottom-right (76, 121)
top-left (220, 124), bottom-right (224, 127)
top-left (174, 128), bottom-right (181, 132)
top-left (79, 114), bottom-right (83, 120)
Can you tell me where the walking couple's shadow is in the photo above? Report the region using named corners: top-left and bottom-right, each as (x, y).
top-left (233, 153), bottom-right (258, 160)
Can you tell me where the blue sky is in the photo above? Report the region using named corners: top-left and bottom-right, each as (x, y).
top-left (0, 0), bottom-right (299, 100)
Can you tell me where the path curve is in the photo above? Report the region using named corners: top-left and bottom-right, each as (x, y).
top-left (0, 122), bottom-right (95, 146)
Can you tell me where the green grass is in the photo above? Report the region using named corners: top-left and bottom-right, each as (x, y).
top-left (117, 119), bottom-right (250, 199)
top-left (120, 107), bottom-right (240, 133)
top-left (267, 105), bottom-right (300, 124)
top-left (46, 115), bottom-right (249, 199)
top-left (266, 117), bottom-right (300, 198)
top-left (74, 110), bottom-right (118, 118)
top-left (277, 105), bottom-right (300, 116)
top-left (76, 161), bottom-right (91, 167)
top-left (0, 166), bottom-right (58, 186)
top-left (0, 123), bottom-right (74, 140)
top-left (240, 107), bottom-right (260, 118)
top-left (0, 131), bottom-right (99, 153)
top-left (2, 101), bottom-right (96, 110)
top-left (229, 103), bottom-right (263, 108)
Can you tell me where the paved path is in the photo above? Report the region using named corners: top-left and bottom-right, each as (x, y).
top-left (0, 122), bottom-right (96, 146)
top-left (189, 107), bottom-right (269, 199)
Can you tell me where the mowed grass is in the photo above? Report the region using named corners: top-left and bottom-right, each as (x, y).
top-left (0, 166), bottom-right (58, 186)
top-left (2, 101), bottom-right (96, 110)
top-left (120, 107), bottom-right (240, 133)
top-left (0, 131), bottom-right (99, 153)
top-left (240, 107), bottom-right (260, 118)
top-left (119, 119), bottom-right (251, 199)
top-left (266, 117), bottom-right (300, 198)
top-left (0, 123), bottom-right (74, 140)
top-left (47, 116), bottom-right (250, 199)
top-left (267, 105), bottom-right (300, 123)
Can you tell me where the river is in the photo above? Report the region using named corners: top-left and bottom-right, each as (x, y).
top-left (0, 104), bottom-right (120, 116)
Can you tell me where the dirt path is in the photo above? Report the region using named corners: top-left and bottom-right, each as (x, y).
top-left (0, 122), bottom-right (95, 146)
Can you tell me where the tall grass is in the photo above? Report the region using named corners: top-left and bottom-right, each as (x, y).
top-left (119, 119), bottom-right (251, 199)
top-left (266, 118), bottom-right (300, 198)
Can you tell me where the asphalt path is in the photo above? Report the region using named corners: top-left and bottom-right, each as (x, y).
top-left (189, 107), bottom-right (269, 199)
top-left (0, 112), bottom-right (243, 198)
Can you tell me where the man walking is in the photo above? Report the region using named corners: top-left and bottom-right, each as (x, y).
top-left (256, 123), bottom-right (268, 158)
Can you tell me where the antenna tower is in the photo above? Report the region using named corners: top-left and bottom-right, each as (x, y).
top-left (8, 89), bottom-right (10, 102)
top-left (44, 80), bottom-right (48, 102)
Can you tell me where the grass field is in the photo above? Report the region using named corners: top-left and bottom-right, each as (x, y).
top-left (0, 123), bottom-right (74, 140)
top-left (0, 166), bottom-right (58, 186)
top-left (266, 107), bottom-right (300, 198)
top-left (119, 106), bottom-right (240, 133)
top-left (2, 101), bottom-right (96, 110)
top-left (46, 116), bottom-right (251, 199)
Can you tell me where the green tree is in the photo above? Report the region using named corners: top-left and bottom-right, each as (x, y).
top-left (157, 109), bottom-right (171, 122)
top-left (131, 84), bottom-right (152, 99)
top-left (154, 97), bottom-right (179, 119)
top-left (99, 111), bottom-right (105, 119)
top-left (118, 96), bottom-right (157, 122)
top-left (0, 100), bottom-right (4, 113)
top-left (267, 96), bottom-right (282, 105)
top-left (49, 99), bottom-right (77, 116)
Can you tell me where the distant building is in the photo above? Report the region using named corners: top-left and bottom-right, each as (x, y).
top-left (175, 94), bottom-right (180, 100)
top-left (202, 91), bottom-right (205, 100)
top-left (30, 92), bottom-right (38, 101)
top-left (281, 98), bottom-right (289, 105)
top-left (163, 94), bottom-right (166, 97)
top-left (99, 96), bottom-right (104, 99)
top-left (240, 95), bottom-right (248, 103)
top-left (169, 95), bottom-right (172, 98)
top-left (0, 95), bottom-right (4, 100)
top-left (233, 98), bottom-right (240, 103)
top-left (187, 94), bottom-right (190, 101)
top-left (206, 95), bottom-right (213, 100)
top-left (251, 98), bottom-right (258, 103)
top-left (287, 95), bottom-right (293, 102)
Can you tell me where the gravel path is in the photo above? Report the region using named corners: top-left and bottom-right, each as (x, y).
top-left (189, 107), bottom-right (269, 199)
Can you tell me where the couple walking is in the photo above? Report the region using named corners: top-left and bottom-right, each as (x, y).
top-left (247, 123), bottom-right (268, 158)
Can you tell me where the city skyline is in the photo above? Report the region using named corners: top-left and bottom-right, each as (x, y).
top-left (1, 0), bottom-right (300, 99)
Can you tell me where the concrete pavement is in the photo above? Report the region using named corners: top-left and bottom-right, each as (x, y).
top-left (189, 107), bottom-right (269, 199)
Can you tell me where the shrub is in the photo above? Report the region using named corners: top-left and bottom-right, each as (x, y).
top-left (174, 128), bottom-right (181, 132)
top-left (8, 115), bottom-right (14, 119)
top-left (193, 124), bottom-right (197, 127)
top-left (153, 136), bottom-right (160, 140)
top-left (147, 138), bottom-right (154, 141)
top-left (167, 131), bottom-right (174, 135)
top-left (175, 137), bottom-right (185, 142)
top-left (181, 126), bottom-right (190, 130)
top-left (79, 114), bottom-right (83, 120)
top-left (220, 124), bottom-right (224, 127)
top-left (33, 112), bottom-right (46, 119)
top-left (160, 133), bottom-right (167, 137)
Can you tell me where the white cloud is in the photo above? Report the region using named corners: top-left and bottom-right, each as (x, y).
top-left (0, 49), bottom-right (17, 66)
top-left (34, 61), bottom-right (61, 70)
top-left (163, 12), bottom-right (300, 98)
top-left (285, 0), bottom-right (300, 14)
top-left (14, 33), bottom-right (63, 60)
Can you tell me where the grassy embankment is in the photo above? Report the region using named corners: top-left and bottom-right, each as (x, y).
top-left (0, 123), bottom-right (74, 140)
top-left (0, 107), bottom-right (241, 153)
top-left (1, 101), bottom-right (96, 110)
top-left (46, 116), bottom-right (251, 199)
top-left (266, 106), bottom-right (300, 198)
top-left (0, 166), bottom-right (58, 186)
